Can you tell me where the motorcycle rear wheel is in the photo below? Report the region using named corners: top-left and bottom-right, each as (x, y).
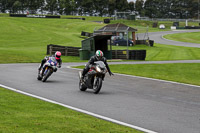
top-left (93, 77), bottom-right (102, 94)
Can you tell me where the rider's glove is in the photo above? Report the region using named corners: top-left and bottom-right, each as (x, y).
top-left (109, 72), bottom-right (114, 76)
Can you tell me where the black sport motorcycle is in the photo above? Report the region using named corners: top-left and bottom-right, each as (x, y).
top-left (79, 61), bottom-right (107, 94)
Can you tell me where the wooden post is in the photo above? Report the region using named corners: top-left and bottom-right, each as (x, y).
top-left (65, 47), bottom-right (68, 56)
top-left (115, 50), bottom-right (118, 59)
top-left (132, 32), bottom-right (136, 44)
top-left (49, 46), bottom-right (53, 55)
top-left (47, 45), bottom-right (49, 55)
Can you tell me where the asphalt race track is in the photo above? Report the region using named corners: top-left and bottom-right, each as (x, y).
top-left (1, 29), bottom-right (200, 133)
top-left (0, 63), bottom-right (200, 133)
top-left (137, 29), bottom-right (200, 48)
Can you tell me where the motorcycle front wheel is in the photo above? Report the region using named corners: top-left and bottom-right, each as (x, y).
top-left (37, 70), bottom-right (42, 80)
top-left (37, 75), bottom-right (42, 80)
top-left (42, 69), bottom-right (53, 82)
top-left (79, 80), bottom-right (87, 91)
top-left (93, 77), bottom-right (102, 94)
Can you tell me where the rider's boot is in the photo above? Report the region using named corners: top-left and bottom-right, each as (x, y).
top-left (81, 69), bottom-right (87, 82)
top-left (102, 75), bottom-right (105, 81)
top-left (40, 67), bottom-right (45, 76)
top-left (81, 75), bottom-right (84, 82)
top-left (38, 65), bottom-right (42, 73)
top-left (38, 60), bottom-right (45, 73)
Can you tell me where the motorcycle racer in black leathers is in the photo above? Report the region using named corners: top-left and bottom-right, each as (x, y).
top-left (81, 50), bottom-right (113, 81)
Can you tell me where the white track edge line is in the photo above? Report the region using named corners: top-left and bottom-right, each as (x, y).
top-left (0, 84), bottom-right (157, 133)
top-left (68, 67), bottom-right (200, 88)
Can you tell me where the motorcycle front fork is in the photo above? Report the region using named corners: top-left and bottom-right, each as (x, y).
top-left (39, 67), bottom-right (47, 76)
top-left (93, 76), bottom-right (97, 86)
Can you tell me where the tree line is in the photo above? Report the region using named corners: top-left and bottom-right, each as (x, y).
top-left (0, 0), bottom-right (199, 19)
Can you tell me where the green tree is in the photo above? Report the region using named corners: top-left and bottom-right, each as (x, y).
top-left (144, 0), bottom-right (156, 18)
top-left (135, 0), bottom-right (144, 16)
top-left (37, 0), bottom-right (45, 14)
top-left (74, 0), bottom-right (83, 15)
top-left (58, 0), bottom-right (75, 15)
top-left (186, 0), bottom-right (198, 19)
top-left (0, 0), bottom-right (8, 13)
top-left (116, 0), bottom-right (129, 11)
top-left (108, 0), bottom-right (116, 16)
top-left (81, 0), bottom-right (93, 16)
top-left (169, 0), bottom-right (191, 18)
top-left (26, 0), bottom-right (39, 14)
top-left (45, 0), bottom-right (58, 15)
top-left (93, 0), bottom-right (108, 16)
top-left (4, 0), bottom-right (15, 13)
top-left (12, 0), bottom-right (21, 13)
top-left (143, 0), bottom-right (198, 19)
top-left (128, 1), bottom-right (135, 12)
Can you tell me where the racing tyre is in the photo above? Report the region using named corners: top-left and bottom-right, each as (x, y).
top-left (42, 70), bottom-right (52, 82)
top-left (93, 77), bottom-right (102, 94)
top-left (37, 70), bottom-right (42, 80)
top-left (37, 75), bottom-right (42, 80)
top-left (79, 80), bottom-right (87, 91)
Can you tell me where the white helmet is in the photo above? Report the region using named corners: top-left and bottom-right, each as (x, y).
top-left (95, 50), bottom-right (103, 60)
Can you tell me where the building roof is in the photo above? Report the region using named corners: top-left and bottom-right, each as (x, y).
top-left (94, 23), bottom-right (137, 33)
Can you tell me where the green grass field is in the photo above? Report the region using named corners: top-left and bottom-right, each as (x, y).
top-left (0, 17), bottom-right (105, 63)
top-left (0, 16), bottom-right (200, 63)
top-left (0, 87), bottom-right (142, 133)
top-left (163, 32), bottom-right (200, 44)
top-left (0, 15), bottom-right (200, 132)
top-left (110, 63), bottom-right (200, 86)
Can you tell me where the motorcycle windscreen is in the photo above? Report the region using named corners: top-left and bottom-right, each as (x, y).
top-left (94, 61), bottom-right (106, 68)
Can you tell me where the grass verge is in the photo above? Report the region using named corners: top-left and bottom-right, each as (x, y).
top-left (0, 87), bottom-right (142, 133)
top-left (163, 32), bottom-right (200, 44)
top-left (0, 17), bottom-right (104, 63)
top-left (112, 44), bottom-right (200, 61)
top-left (1, 17), bottom-right (200, 63)
top-left (75, 63), bottom-right (200, 86)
